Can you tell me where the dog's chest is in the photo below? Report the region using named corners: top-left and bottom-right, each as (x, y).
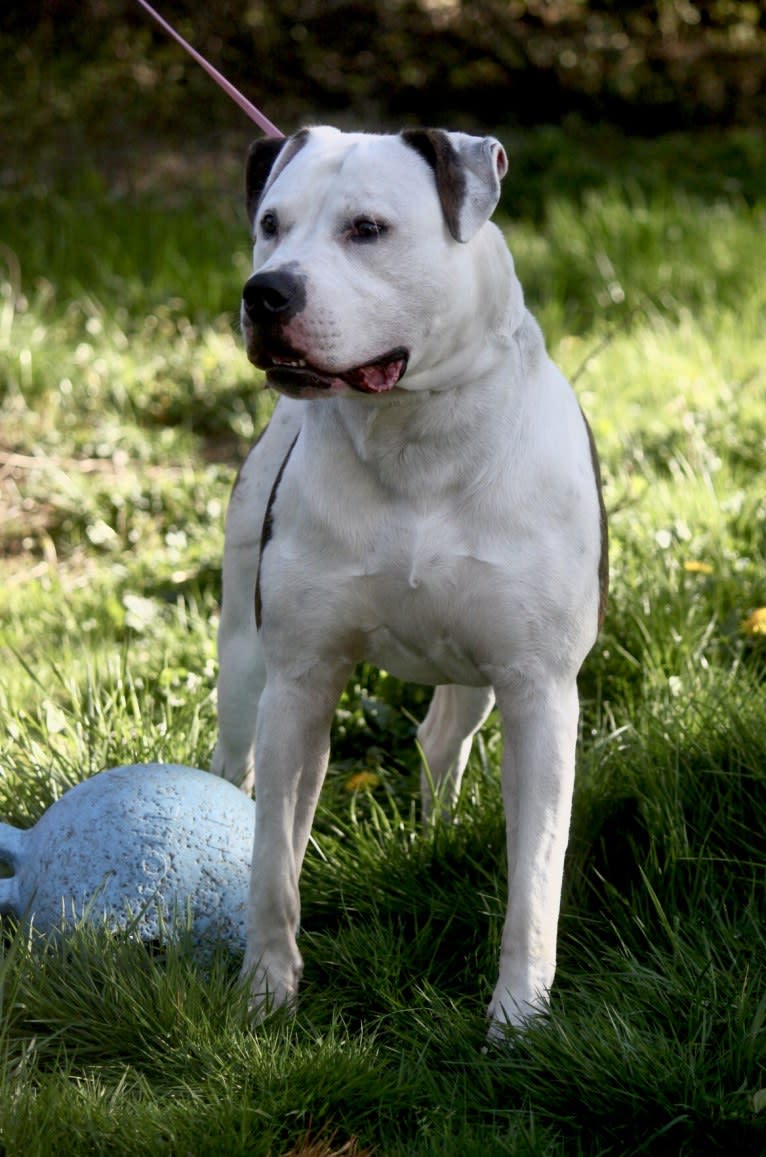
top-left (348, 509), bottom-right (503, 685)
top-left (363, 510), bottom-right (460, 591)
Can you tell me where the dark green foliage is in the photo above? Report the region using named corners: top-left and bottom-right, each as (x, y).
top-left (4, 0), bottom-right (766, 143)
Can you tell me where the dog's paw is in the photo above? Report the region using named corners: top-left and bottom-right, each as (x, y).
top-left (210, 745), bottom-right (255, 796)
top-left (486, 978), bottom-right (549, 1044)
top-left (240, 946), bottom-right (303, 1024)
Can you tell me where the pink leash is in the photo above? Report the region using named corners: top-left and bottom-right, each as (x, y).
top-left (135, 0), bottom-right (284, 138)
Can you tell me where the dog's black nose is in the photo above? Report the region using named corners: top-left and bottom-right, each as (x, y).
top-left (242, 271), bottom-right (304, 322)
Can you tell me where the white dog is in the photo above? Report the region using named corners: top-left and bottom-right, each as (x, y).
top-left (211, 126), bottom-right (608, 1038)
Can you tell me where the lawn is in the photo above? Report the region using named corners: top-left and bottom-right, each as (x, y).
top-left (1, 121), bottom-right (765, 1155)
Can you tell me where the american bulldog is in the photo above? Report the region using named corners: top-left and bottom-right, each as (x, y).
top-left (211, 126), bottom-right (608, 1038)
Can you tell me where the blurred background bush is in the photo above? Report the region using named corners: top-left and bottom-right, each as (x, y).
top-left (3, 0), bottom-right (765, 164)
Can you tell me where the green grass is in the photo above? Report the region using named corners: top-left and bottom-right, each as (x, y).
top-left (1, 125), bottom-right (765, 1155)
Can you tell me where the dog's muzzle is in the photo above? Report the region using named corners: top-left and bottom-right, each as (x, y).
top-left (241, 271), bottom-right (409, 397)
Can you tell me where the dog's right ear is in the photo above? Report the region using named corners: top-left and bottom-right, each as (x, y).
top-left (246, 137), bottom-right (287, 226)
top-left (246, 129), bottom-right (311, 227)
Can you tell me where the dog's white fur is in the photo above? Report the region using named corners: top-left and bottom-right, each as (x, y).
top-left (211, 126), bottom-right (607, 1038)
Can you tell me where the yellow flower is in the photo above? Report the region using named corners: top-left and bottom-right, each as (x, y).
top-left (683, 560), bottom-right (713, 575)
top-left (742, 607), bottom-right (766, 637)
top-left (344, 770), bottom-right (381, 792)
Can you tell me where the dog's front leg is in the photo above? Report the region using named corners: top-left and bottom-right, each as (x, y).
top-left (488, 675), bottom-right (579, 1039)
top-left (242, 668), bottom-right (348, 1019)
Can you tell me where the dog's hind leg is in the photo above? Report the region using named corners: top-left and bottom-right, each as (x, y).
top-left (211, 401), bottom-right (303, 795)
top-left (417, 684), bottom-right (495, 822)
top-left (211, 542), bottom-right (264, 795)
top-left (211, 617), bottom-right (263, 795)
top-left (210, 459), bottom-right (268, 795)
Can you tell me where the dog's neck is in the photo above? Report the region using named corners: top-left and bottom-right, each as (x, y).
top-left (302, 309), bottom-right (546, 501)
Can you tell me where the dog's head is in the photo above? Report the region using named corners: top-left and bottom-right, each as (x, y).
top-left (240, 126), bottom-right (515, 400)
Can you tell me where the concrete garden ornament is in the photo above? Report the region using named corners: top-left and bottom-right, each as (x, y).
top-left (0, 764), bottom-right (255, 955)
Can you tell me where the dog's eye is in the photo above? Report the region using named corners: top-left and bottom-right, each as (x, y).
top-left (350, 217), bottom-right (388, 243)
top-left (260, 211), bottom-right (279, 239)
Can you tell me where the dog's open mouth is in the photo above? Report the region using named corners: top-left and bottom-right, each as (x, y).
top-left (261, 348), bottom-right (409, 397)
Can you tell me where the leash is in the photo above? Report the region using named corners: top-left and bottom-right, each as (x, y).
top-left (134, 0), bottom-right (284, 138)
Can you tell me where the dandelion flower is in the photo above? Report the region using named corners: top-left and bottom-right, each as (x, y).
top-left (344, 770), bottom-right (381, 792)
top-left (742, 607), bottom-right (766, 636)
top-left (683, 560), bottom-right (713, 575)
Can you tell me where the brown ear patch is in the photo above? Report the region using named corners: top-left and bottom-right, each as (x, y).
top-left (401, 128), bottom-right (467, 242)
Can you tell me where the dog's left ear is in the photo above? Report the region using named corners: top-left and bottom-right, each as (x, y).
top-left (401, 129), bottom-right (508, 243)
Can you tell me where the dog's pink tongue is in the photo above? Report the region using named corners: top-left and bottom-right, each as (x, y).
top-left (353, 357), bottom-right (406, 393)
